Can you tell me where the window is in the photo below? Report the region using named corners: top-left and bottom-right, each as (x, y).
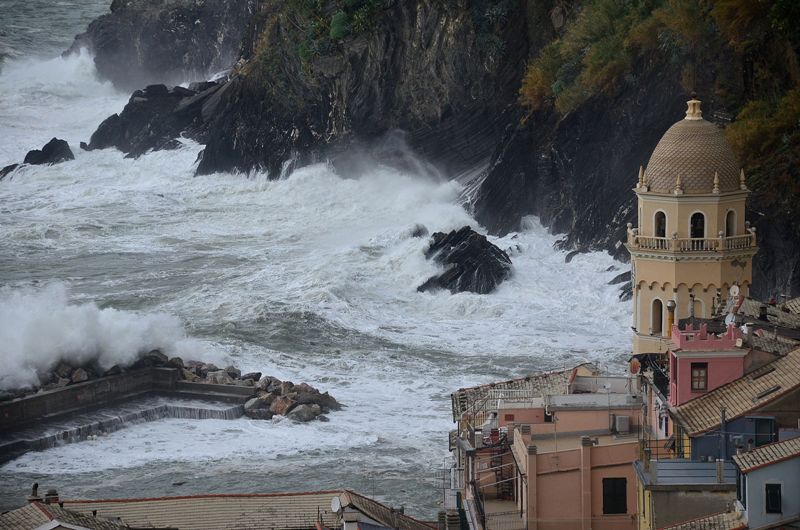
top-left (655, 211), bottom-right (666, 237)
top-left (691, 212), bottom-right (705, 238)
top-left (652, 299), bottom-right (663, 335)
top-left (726, 210), bottom-right (736, 237)
top-left (765, 483), bottom-right (782, 513)
top-left (504, 414), bottom-right (515, 422)
top-left (691, 363), bottom-right (708, 392)
top-left (602, 478), bottom-right (627, 514)
top-left (737, 472), bottom-right (746, 508)
top-left (755, 418), bottom-right (775, 447)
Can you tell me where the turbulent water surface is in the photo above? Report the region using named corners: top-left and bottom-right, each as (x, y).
top-left (0, 1), bottom-right (631, 516)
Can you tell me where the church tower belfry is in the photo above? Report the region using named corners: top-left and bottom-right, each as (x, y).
top-left (625, 98), bottom-right (758, 354)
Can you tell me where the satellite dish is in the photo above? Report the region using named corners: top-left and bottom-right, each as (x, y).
top-left (725, 313), bottom-right (736, 326)
top-left (730, 285), bottom-right (740, 298)
top-left (331, 496), bottom-right (341, 513)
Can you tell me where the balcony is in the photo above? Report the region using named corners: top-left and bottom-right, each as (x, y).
top-left (626, 226), bottom-right (756, 253)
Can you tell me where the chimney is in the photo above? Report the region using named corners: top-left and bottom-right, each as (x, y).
top-left (716, 459), bottom-right (724, 483)
top-left (44, 489), bottom-right (59, 505)
top-left (437, 510), bottom-right (447, 530)
top-left (26, 483), bottom-right (42, 504)
top-left (445, 510), bottom-right (461, 530)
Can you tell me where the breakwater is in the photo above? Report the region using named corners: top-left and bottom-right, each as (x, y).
top-left (0, 367), bottom-right (255, 463)
top-left (0, 396), bottom-right (243, 464)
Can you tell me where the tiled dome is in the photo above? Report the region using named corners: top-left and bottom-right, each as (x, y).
top-left (644, 100), bottom-right (740, 194)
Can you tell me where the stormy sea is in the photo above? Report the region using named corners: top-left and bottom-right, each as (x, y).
top-left (0, 0), bottom-right (630, 515)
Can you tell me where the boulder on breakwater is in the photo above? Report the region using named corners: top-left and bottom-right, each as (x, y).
top-left (1, 350), bottom-right (339, 423)
top-left (418, 226), bottom-right (512, 294)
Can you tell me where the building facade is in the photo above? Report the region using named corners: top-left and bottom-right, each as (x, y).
top-left (625, 98), bottom-right (757, 355)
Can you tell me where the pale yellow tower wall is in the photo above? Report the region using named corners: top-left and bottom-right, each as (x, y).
top-left (637, 192), bottom-right (748, 238)
top-left (634, 258), bottom-right (753, 291)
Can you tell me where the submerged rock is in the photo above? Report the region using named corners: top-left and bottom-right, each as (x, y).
top-left (418, 226), bottom-right (512, 294)
top-left (0, 164), bottom-right (19, 180)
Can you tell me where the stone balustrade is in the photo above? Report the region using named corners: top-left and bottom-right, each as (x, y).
top-left (626, 225), bottom-right (756, 253)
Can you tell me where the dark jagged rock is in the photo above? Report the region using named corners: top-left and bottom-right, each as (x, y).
top-left (473, 69), bottom-right (685, 263)
top-left (19, 138), bottom-right (74, 166)
top-left (0, 164), bottom-right (19, 180)
top-left (86, 83), bottom-right (221, 157)
top-left (65, 0), bottom-right (255, 90)
top-left (609, 271), bottom-right (633, 302)
top-left (418, 226), bottom-right (512, 294)
top-left (608, 271), bottom-right (631, 286)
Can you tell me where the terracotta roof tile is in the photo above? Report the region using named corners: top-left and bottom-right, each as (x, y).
top-left (63, 490), bottom-right (433, 530)
top-left (671, 346), bottom-right (800, 435)
top-left (0, 502), bottom-right (128, 530)
top-left (733, 435), bottom-right (800, 473)
top-left (451, 365), bottom-right (583, 420)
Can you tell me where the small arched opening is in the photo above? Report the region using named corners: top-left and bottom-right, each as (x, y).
top-left (690, 212), bottom-right (705, 239)
top-left (654, 211), bottom-right (667, 238)
top-left (726, 210), bottom-right (736, 237)
top-left (652, 299), bottom-right (663, 336)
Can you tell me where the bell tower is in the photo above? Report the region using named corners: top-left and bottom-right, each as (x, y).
top-left (625, 98), bottom-right (758, 354)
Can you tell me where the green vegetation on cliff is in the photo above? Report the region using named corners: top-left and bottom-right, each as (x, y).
top-left (519, 0), bottom-right (800, 236)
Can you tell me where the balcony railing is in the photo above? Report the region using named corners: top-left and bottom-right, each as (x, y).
top-left (626, 226), bottom-right (756, 253)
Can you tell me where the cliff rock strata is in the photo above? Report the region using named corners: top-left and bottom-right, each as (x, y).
top-left (66, 0), bottom-right (257, 90)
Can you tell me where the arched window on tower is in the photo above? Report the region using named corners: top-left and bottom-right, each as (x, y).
top-left (726, 210), bottom-right (736, 237)
top-left (690, 212), bottom-right (705, 239)
top-left (655, 211), bottom-right (666, 238)
top-left (652, 299), bottom-right (663, 336)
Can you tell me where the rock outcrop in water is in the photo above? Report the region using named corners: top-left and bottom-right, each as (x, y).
top-left (24, 138), bottom-right (75, 165)
top-left (65, 0), bottom-right (256, 91)
top-left (418, 226), bottom-right (512, 294)
top-left (1, 138), bottom-right (75, 180)
top-left (86, 83), bottom-right (224, 157)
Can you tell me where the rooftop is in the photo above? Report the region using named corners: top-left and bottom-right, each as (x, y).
top-left (62, 491), bottom-right (434, 530)
top-left (530, 431), bottom-right (639, 453)
top-left (671, 345), bottom-right (800, 435)
top-left (733, 435), bottom-right (800, 473)
top-left (450, 365), bottom-right (581, 421)
top-left (0, 501), bottom-right (129, 530)
top-left (656, 510), bottom-right (746, 530)
top-left (633, 459), bottom-right (736, 490)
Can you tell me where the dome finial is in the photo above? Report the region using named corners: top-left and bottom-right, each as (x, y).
top-left (674, 174), bottom-right (684, 195)
top-left (713, 171), bottom-right (720, 194)
top-left (685, 96), bottom-right (702, 120)
top-left (739, 168), bottom-right (747, 190)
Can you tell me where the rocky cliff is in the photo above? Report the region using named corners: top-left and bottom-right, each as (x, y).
top-left (70, 0), bottom-right (800, 299)
top-left (67, 0), bottom-right (257, 90)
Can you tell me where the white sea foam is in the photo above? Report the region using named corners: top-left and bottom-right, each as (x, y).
top-left (0, 49), bottom-right (632, 508)
top-left (0, 50), bottom-right (127, 163)
top-left (0, 283), bottom-right (198, 390)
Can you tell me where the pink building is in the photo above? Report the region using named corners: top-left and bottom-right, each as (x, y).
top-left (667, 323), bottom-right (746, 406)
top-left (447, 364), bottom-right (642, 530)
